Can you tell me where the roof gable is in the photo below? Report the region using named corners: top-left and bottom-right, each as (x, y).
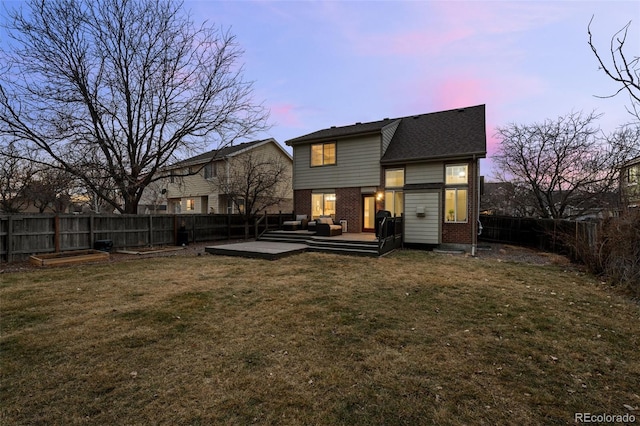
top-left (381, 105), bottom-right (486, 164)
top-left (285, 119), bottom-right (397, 145)
top-left (170, 138), bottom-right (282, 168)
top-left (285, 105), bottom-right (487, 163)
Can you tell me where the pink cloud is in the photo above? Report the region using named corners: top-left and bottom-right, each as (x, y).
top-left (336, 1), bottom-right (568, 59)
top-left (270, 103), bottom-right (304, 128)
top-left (431, 77), bottom-right (492, 112)
top-left (349, 26), bottom-right (474, 57)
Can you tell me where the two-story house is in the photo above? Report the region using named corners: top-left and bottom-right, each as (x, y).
top-left (285, 105), bottom-right (486, 251)
top-left (145, 138), bottom-right (293, 215)
top-left (621, 155), bottom-right (640, 209)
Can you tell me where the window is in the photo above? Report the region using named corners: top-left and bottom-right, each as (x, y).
top-left (625, 165), bottom-right (640, 185)
top-left (385, 190), bottom-right (404, 217)
top-left (446, 164), bottom-right (468, 185)
top-left (311, 193), bottom-right (336, 219)
top-left (204, 163), bottom-right (216, 179)
top-left (445, 164), bottom-right (468, 222)
top-left (311, 143), bottom-right (336, 166)
top-left (384, 168), bottom-right (404, 216)
top-left (186, 198), bottom-right (195, 211)
top-left (445, 188), bottom-right (468, 222)
top-left (385, 168), bottom-right (404, 188)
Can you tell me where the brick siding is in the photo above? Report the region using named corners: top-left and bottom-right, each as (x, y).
top-left (293, 189), bottom-right (312, 219)
top-left (442, 161), bottom-right (478, 245)
top-left (293, 187), bottom-right (364, 232)
top-left (335, 187), bottom-right (362, 233)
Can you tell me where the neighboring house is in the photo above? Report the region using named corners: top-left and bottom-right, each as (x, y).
top-left (144, 138), bottom-right (293, 215)
top-left (480, 182), bottom-right (617, 220)
top-left (285, 105), bottom-right (486, 250)
top-left (621, 156), bottom-right (640, 209)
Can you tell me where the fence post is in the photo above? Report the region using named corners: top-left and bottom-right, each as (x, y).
top-left (54, 215), bottom-right (61, 253)
top-left (89, 214), bottom-right (95, 250)
top-left (7, 216), bottom-right (13, 262)
top-left (173, 215), bottom-right (178, 245)
top-left (149, 215), bottom-right (153, 247)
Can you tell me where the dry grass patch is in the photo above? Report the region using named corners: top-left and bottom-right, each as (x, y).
top-left (1, 250), bottom-right (639, 425)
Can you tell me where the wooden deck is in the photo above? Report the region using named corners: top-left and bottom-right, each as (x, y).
top-left (206, 231), bottom-right (381, 259)
top-left (204, 241), bottom-right (308, 260)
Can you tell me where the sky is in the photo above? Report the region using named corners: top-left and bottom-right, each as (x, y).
top-left (185, 0), bottom-right (639, 179)
top-left (1, 1), bottom-right (638, 179)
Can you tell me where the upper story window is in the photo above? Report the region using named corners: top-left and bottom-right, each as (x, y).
top-left (624, 164), bottom-right (639, 186)
top-left (445, 164), bottom-right (468, 223)
top-left (311, 142), bottom-right (336, 166)
top-left (446, 164), bottom-right (468, 185)
top-left (204, 162), bottom-right (216, 179)
top-left (385, 168), bottom-right (404, 188)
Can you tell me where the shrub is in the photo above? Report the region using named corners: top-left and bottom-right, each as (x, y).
top-left (600, 209), bottom-right (640, 295)
top-left (560, 210), bottom-right (639, 296)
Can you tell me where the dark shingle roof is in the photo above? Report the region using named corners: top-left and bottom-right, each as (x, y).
top-left (381, 105), bottom-right (486, 164)
top-left (285, 119), bottom-right (397, 145)
top-left (171, 139), bottom-right (270, 167)
top-left (284, 105), bottom-right (486, 163)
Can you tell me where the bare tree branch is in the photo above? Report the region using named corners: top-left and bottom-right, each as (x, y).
top-left (492, 111), bottom-right (638, 219)
top-left (0, 0), bottom-right (269, 213)
top-left (588, 17), bottom-right (640, 119)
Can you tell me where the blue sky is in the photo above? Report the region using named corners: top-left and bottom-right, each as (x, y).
top-left (188, 0), bottom-right (639, 178)
top-left (1, 1), bottom-right (638, 178)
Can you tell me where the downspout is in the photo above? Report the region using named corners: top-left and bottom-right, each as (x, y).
top-left (471, 155), bottom-right (478, 257)
top-left (225, 158), bottom-right (231, 213)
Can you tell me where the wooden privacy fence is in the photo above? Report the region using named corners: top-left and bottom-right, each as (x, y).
top-left (479, 214), bottom-right (600, 259)
top-left (0, 212), bottom-right (292, 262)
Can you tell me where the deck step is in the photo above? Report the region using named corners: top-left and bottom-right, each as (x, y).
top-left (258, 230), bottom-right (383, 257)
top-left (308, 246), bottom-right (378, 256)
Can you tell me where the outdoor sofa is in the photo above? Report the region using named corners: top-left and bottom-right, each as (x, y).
top-left (282, 214), bottom-right (308, 231)
top-left (315, 216), bottom-right (342, 237)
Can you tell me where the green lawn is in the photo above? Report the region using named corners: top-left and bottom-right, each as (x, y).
top-left (1, 250), bottom-right (638, 425)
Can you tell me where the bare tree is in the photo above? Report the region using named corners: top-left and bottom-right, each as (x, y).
top-left (25, 168), bottom-right (75, 213)
top-left (493, 111), bottom-right (638, 219)
top-left (0, 0), bottom-right (268, 214)
top-left (216, 151), bottom-right (290, 239)
top-left (588, 17), bottom-right (640, 118)
top-left (0, 141), bottom-right (35, 213)
top-left (480, 181), bottom-right (538, 217)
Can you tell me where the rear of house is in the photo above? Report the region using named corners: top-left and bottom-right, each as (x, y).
top-left (285, 105), bottom-right (486, 251)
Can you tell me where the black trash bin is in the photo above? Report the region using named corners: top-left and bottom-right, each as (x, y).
top-left (375, 210), bottom-right (392, 238)
top-left (177, 227), bottom-right (189, 246)
top-left (94, 239), bottom-right (113, 252)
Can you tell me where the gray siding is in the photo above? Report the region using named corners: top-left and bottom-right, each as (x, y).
top-left (405, 162), bottom-right (443, 184)
top-left (404, 191), bottom-right (440, 244)
top-left (381, 119), bottom-right (401, 156)
top-left (293, 135), bottom-right (381, 190)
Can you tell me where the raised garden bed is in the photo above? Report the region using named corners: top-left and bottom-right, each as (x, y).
top-left (29, 250), bottom-right (110, 267)
top-left (115, 246), bottom-right (186, 255)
